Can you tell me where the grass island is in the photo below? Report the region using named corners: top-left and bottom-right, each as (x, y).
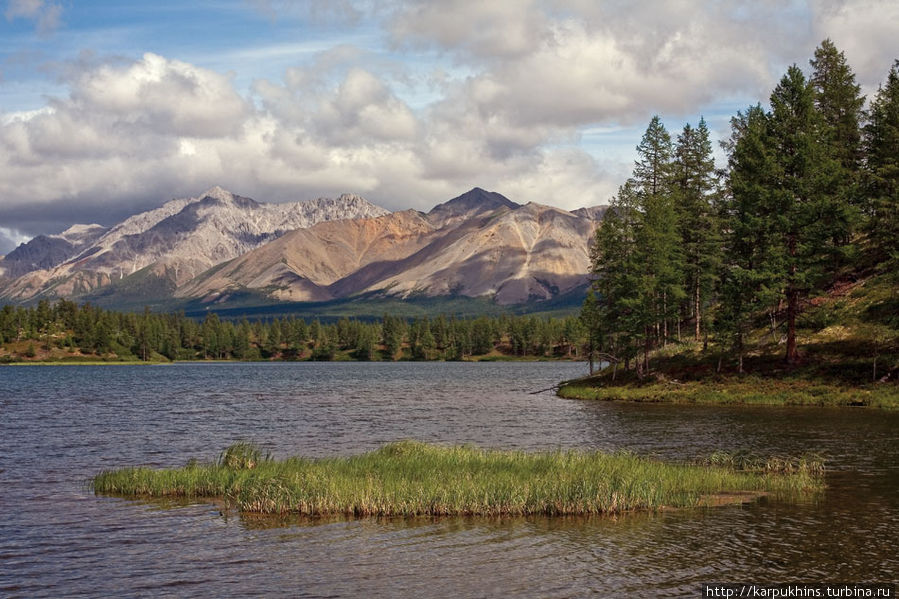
top-left (92, 441), bottom-right (823, 517)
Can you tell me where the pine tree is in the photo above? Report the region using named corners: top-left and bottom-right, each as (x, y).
top-left (864, 60), bottom-right (899, 272)
top-left (632, 116), bottom-right (684, 367)
top-left (579, 289), bottom-right (602, 374)
top-left (354, 325), bottom-right (377, 361)
top-left (588, 180), bottom-right (642, 369)
top-left (583, 116), bottom-right (685, 376)
top-left (810, 39), bottom-right (865, 181)
top-left (810, 39), bottom-right (865, 253)
top-left (717, 105), bottom-right (781, 371)
top-left (769, 65), bottom-right (842, 364)
top-left (381, 315), bottom-right (404, 360)
top-left (634, 116), bottom-right (672, 197)
top-left (673, 117), bottom-right (720, 341)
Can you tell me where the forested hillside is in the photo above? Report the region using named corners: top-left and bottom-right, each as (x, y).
top-left (582, 40), bottom-right (898, 381)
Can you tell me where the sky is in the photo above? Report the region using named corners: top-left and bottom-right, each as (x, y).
top-left (1, 0), bottom-right (897, 254)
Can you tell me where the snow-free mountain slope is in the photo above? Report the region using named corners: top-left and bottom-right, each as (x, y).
top-left (174, 192), bottom-right (597, 305)
top-left (0, 224), bottom-right (107, 279)
top-left (0, 187), bottom-right (389, 301)
top-left (0, 186), bottom-right (606, 308)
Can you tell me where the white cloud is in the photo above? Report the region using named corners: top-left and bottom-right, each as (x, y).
top-left (2, 1), bottom-right (898, 237)
top-left (5, 0), bottom-right (62, 33)
top-left (810, 0), bottom-right (899, 94)
top-left (388, 0), bottom-right (552, 59)
top-left (72, 53), bottom-right (250, 138)
top-left (0, 226), bottom-right (29, 255)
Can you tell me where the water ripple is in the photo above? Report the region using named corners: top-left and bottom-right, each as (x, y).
top-left (1, 362), bottom-right (897, 598)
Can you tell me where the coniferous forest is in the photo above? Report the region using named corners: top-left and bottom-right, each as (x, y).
top-left (581, 40), bottom-right (898, 382)
top-left (0, 299), bottom-right (588, 363)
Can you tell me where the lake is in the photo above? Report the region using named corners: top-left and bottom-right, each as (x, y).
top-left (1, 362), bottom-right (897, 597)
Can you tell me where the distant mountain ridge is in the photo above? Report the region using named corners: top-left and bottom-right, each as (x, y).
top-left (0, 186), bottom-right (606, 309)
top-left (0, 186), bottom-right (388, 300)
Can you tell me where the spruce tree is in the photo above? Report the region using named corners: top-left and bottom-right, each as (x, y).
top-left (810, 39), bottom-right (865, 180)
top-left (863, 60), bottom-right (899, 272)
top-left (633, 115), bottom-right (672, 197)
top-left (588, 180), bottom-right (642, 370)
top-left (810, 39), bottom-right (865, 251)
top-left (632, 116), bottom-right (684, 366)
top-left (673, 117), bottom-right (720, 341)
top-left (768, 65), bottom-right (842, 364)
top-left (717, 105), bottom-right (781, 371)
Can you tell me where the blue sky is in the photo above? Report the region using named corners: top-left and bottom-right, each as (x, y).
top-left (1, 0), bottom-right (898, 252)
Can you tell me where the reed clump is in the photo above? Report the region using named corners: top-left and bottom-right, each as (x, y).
top-left (91, 441), bottom-right (824, 516)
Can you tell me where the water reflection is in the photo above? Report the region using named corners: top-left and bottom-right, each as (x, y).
top-left (1, 362), bottom-right (897, 598)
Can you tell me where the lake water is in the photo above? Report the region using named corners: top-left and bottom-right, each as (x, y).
top-left (1, 362), bottom-right (897, 598)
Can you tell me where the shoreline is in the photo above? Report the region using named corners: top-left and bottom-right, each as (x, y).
top-left (557, 375), bottom-right (899, 409)
top-left (1, 355), bottom-right (586, 366)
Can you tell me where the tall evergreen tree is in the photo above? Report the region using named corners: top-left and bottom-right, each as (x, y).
top-left (673, 117), bottom-right (720, 340)
top-left (717, 105), bottom-right (781, 371)
top-left (769, 65), bottom-right (842, 364)
top-left (810, 39), bottom-right (865, 179)
top-left (863, 60), bottom-right (899, 272)
top-left (584, 116), bottom-right (684, 375)
top-left (588, 180), bottom-right (642, 370)
top-left (633, 116), bottom-right (684, 362)
top-left (633, 115), bottom-right (672, 197)
top-left (810, 39), bottom-right (865, 251)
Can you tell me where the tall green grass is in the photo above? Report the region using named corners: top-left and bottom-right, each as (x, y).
top-left (92, 441), bottom-right (823, 516)
top-left (557, 377), bottom-right (899, 408)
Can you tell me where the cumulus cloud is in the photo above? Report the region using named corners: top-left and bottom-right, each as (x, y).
top-left (388, 0), bottom-right (552, 60)
top-left (384, 0), bottom-right (857, 128)
top-left (2, 0), bottom-right (898, 239)
top-left (257, 65), bottom-right (419, 145)
top-left (72, 53), bottom-right (250, 138)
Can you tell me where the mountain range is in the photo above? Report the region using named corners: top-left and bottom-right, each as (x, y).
top-left (0, 186), bottom-right (605, 312)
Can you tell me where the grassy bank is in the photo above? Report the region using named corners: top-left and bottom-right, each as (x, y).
top-left (92, 441), bottom-right (823, 516)
top-left (561, 271), bottom-right (899, 408)
top-left (558, 375), bottom-right (899, 408)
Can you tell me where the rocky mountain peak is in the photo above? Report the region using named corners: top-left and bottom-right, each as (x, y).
top-left (335, 193), bottom-right (368, 203)
top-left (60, 223), bottom-right (106, 238)
top-left (194, 186), bottom-right (260, 210)
top-left (0, 186), bottom-right (606, 307)
top-left (1, 235), bottom-right (76, 279)
top-left (199, 185), bottom-right (233, 202)
top-left (571, 205), bottom-right (609, 221)
top-left (427, 187), bottom-right (519, 227)
top-left (433, 187), bottom-right (518, 213)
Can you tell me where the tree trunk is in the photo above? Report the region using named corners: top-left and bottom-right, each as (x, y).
top-left (643, 327), bottom-right (650, 375)
top-left (694, 280), bottom-right (701, 341)
top-left (786, 233), bottom-right (799, 365)
top-left (662, 292), bottom-right (668, 346)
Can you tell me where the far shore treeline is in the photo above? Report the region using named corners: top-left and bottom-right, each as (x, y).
top-left (582, 40), bottom-right (898, 376)
top-left (0, 300), bottom-right (589, 363)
